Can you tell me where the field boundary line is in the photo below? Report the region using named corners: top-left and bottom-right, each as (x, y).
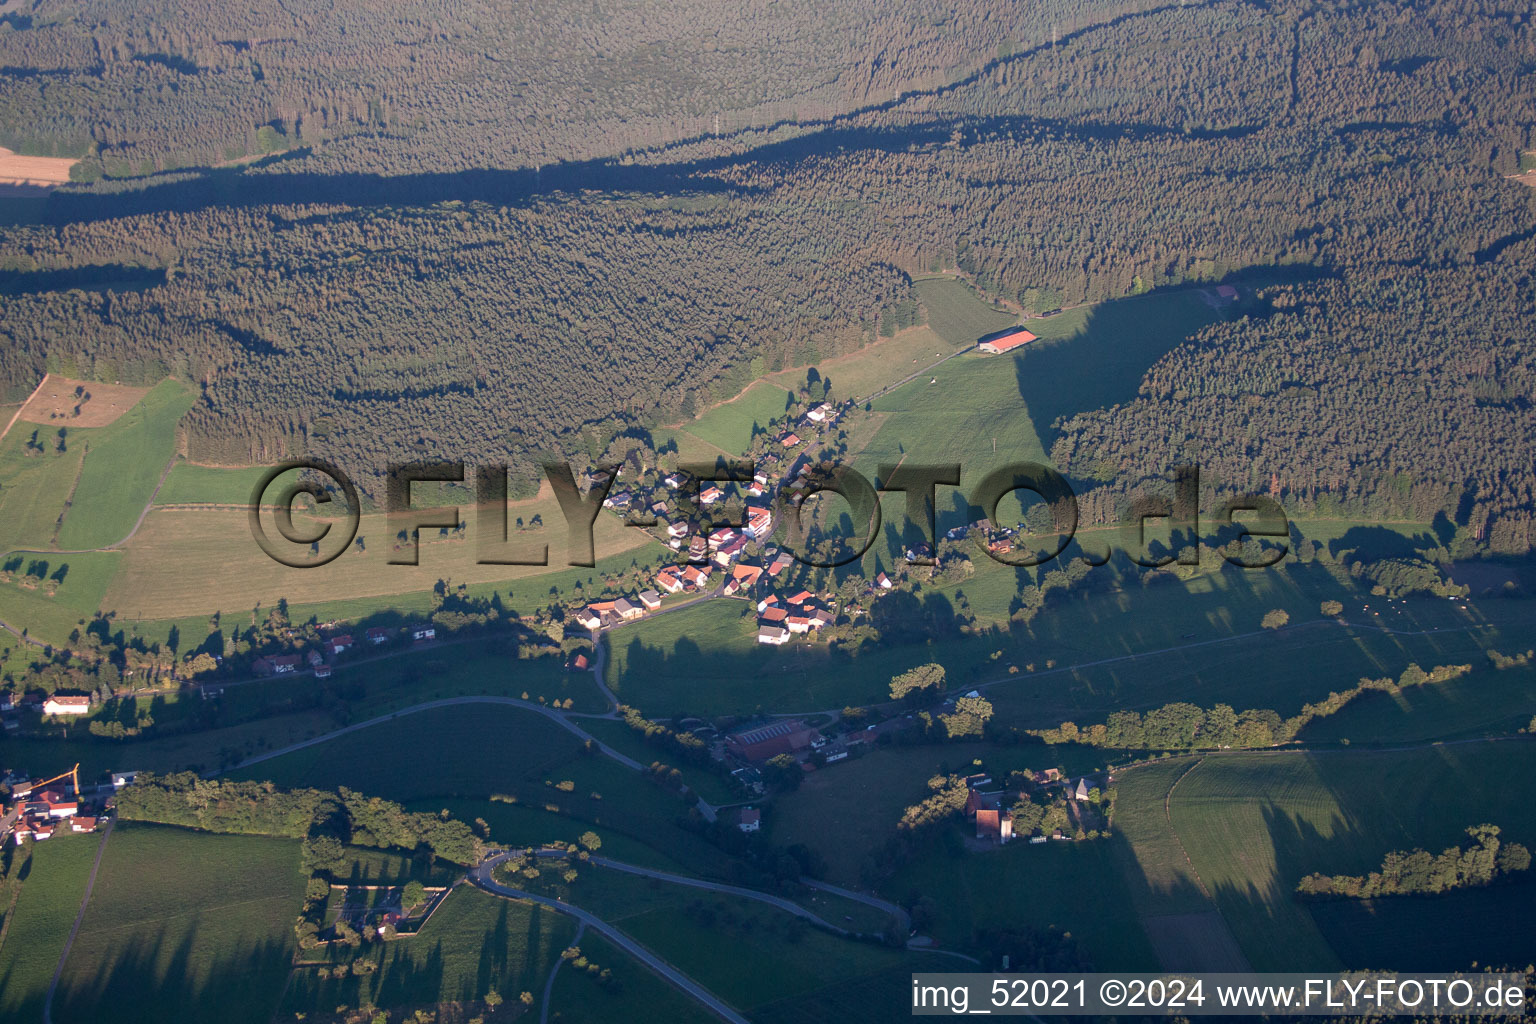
top-left (43, 817), bottom-right (114, 1024)
top-left (0, 873), bottom-right (23, 962)
top-left (0, 374), bottom-right (48, 444)
top-left (1162, 757), bottom-right (1214, 901)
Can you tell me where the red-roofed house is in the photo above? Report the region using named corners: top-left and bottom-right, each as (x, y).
top-left (780, 433), bottom-right (802, 448)
top-left (656, 570), bottom-right (684, 594)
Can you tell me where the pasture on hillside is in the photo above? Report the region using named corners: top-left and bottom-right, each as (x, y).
top-left (771, 741), bottom-right (1109, 887)
top-left (280, 886), bottom-right (574, 1018)
top-left (679, 378), bottom-right (793, 454)
top-left (54, 379), bottom-right (196, 550)
top-left (54, 825), bottom-right (302, 1024)
top-left (913, 276), bottom-right (1019, 348)
top-left (603, 555), bottom-right (1502, 721)
top-left (1160, 742), bottom-right (1536, 971)
top-left (0, 833), bottom-right (102, 1023)
top-left (223, 702), bottom-right (734, 878)
top-left (768, 324), bottom-right (964, 402)
top-left (883, 836), bottom-right (1160, 971)
top-left (153, 462), bottom-right (274, 506)
top-left (102, 489), bottom-right (662, 621)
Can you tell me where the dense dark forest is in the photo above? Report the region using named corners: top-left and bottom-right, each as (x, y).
top-left (0, 0), bottom-right (1135, 172)
top-left (0, 0), bottom-right (1534, 542)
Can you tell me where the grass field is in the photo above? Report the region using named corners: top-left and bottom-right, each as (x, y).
top-left (679, 379), bottom-right (793, 454)
top-left (772, 742), bottom-right (1108, 887)
top-left (280, 886), bottom-right (575, 1018)
top-left (227, 703), bottom-right (584, 798)
top-left (154, 462), bottom-right (273, 506)
top-left (101, 495), bottom-right (661, 621)
top-left (767, 324), bottom-right (965, 402)
top-left (572, 716), bottom-right (739, 806)
top-left (54, 379), bottom-right (196, 550)
top-left (225, 702), bottom-right (737, 879)
top-left (884, 835), bottom-right (1161, 971)
top-left (548, 929), bottom-right (717, 1024)
top-left (54, 824), bottom-right (302, 1024)
top-left (913, 276), bottom-right (1019, 349)
top-left (591, 885), bottom-right (915, 1015)
top-left (0, 832), bottom-right (102, 1022)
top-left (1159, 742), bottom-right (1536, 970)
top-left (604, 555), bottom-right (1513, 723)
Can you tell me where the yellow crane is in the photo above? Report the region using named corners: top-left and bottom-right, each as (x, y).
top-left (27, 763), bottom-right (80, 799)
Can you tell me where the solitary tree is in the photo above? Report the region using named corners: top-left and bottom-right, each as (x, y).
top-left (1261, 609), bottom-right (1290, 629)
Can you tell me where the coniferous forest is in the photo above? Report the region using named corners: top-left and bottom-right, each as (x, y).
top-left (0, 0), bottom-right (1534, 542)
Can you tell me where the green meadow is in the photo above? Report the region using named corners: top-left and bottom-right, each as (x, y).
top-left (225, 702), bottom-right (736, 878)
top-left (54, 824), bottom-right (302, 1024)
top-left (280, 886), bottom-right (575, 1017)
top-left (0, 833), bottom-right (102, 1023)
top-left (1160, 742), bottom-right (1536, 971)
top-left (154, 462), bottom-right (273, 506)
top-left (548, 930), bottom-right (717, 1024)
top-left (681, 379), bottom-right (793, 454)
top-left (913, 276), bottom-right (1019, 349)
top-left (54, 379), bottom-right (197, 550)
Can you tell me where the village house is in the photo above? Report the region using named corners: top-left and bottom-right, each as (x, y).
top-left (780, 433), bottom-right (801, 448)
top-left (367, 627), bottom-right (391, 645)
top-left (663, 472), bottom-right (686, 489)
top-left (638, 589), bottom-right (662, 611)
top-left (744, 507), bottom-right (774, 539)
top-left (680, 565), bottom-right (711, 589)
top-left (805, 402), bottom-right (833, 423)
top-left (41, 695), bottom-right (90, 716)
top-left (713, 536), bottom-right (747, 567)
top-left (655, 569), bottom-right (684, 594)
top-left (738, 807), bottom-right (762, 832)
top-left (768, 551), bottom-right (795, 575)
top-left (307, 650), bottom-right (325, 669)
top-left (326, 634), bottom-right (354, 657)
top-left (411, 627), bottom-right (437, 643)
top-left (732, 564), bottom-right (764, 588)
top-left (667, 520), bottom-right (690, 538)
top-left (687, 536), bottom-right (709, 561)
top-left (314, 663), bottom-right (333, 679)
top-left (613, 597), bottom-right (643, 621)
top-left (874, 571), bottom-right (893, 589)
top-left (602, 490), bottom-right (632, 509)
top-left (569, 651), bottom-right (590, 671)
top-left (977, 325), bottom-right (1038, 354)
top-left (707, 527), bottom-right (737, 551)
top-left (698, 485), bottom-right (724, 504)
top-left (760, 605), bottom-right (789, 625)
top-left (574, 607), bottom-right (604, 630)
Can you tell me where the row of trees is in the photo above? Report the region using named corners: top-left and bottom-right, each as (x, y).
top-left (1031, 664), bottom-right (1473, 750)
top-left (1297, 825), bottom-right (1531, 899)
top-left (116, 772), bottom-right (484, 864)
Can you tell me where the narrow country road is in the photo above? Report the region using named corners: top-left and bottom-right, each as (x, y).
top-left (531, 851), bottom-right (884, 938)
top-left (469, 852), bottom-right (750, 1024)
top-left (43, 817), bottom-right (114, 1024)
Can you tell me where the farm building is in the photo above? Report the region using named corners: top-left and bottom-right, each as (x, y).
top-left (727, 720), bottom-right (819, 761)
top-left (977, 326), bottom-right (1038, 354)
top-left (42, 695), bottom-right (90, 716)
